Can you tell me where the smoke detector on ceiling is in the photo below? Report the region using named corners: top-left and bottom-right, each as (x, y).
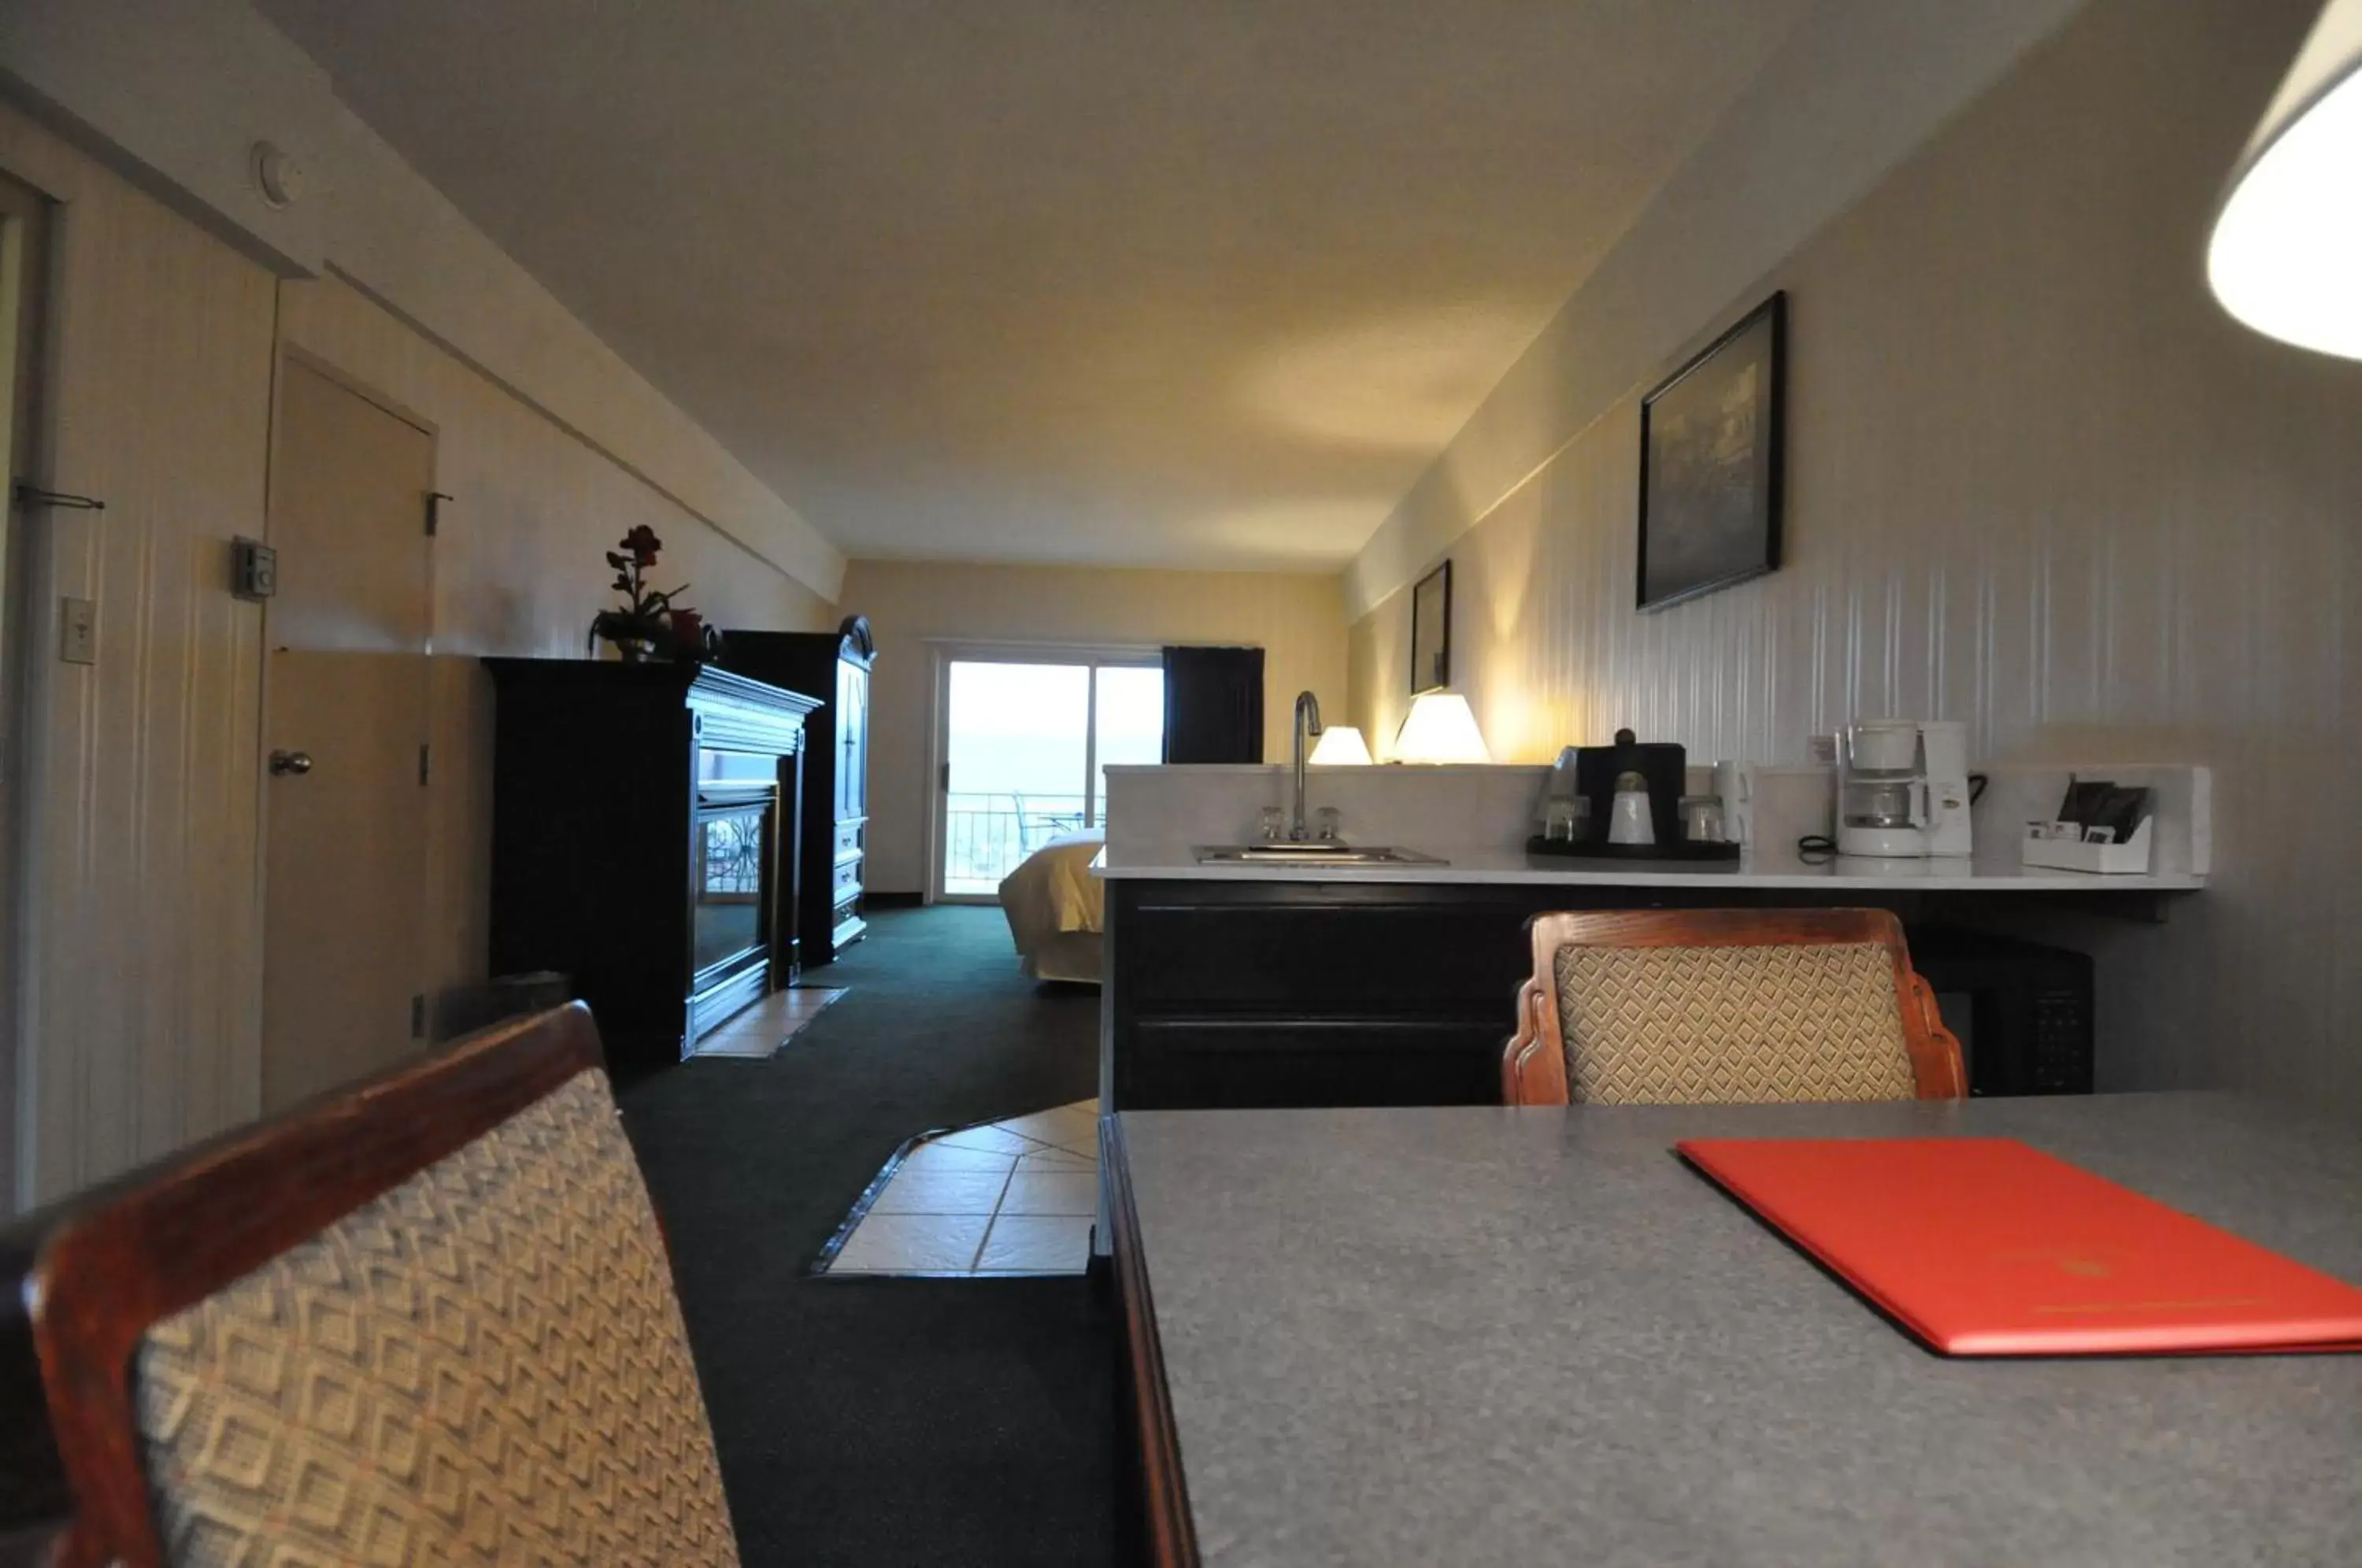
top-left (250, 142), bottom-right (305, 210)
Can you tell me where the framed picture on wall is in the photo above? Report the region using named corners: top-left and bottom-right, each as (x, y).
top-left (1637, 290), bottom-right (1785, 612)
top-left (1410, 560), bottom-right (1452, 694)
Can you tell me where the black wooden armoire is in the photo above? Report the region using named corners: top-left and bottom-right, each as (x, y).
top-left (483, 659), bottom-right (819, 1077)
top-left (719, 616), bottom-right (875, 965)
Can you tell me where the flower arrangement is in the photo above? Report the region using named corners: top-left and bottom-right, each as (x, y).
top-left (587, 526), bottom-right (694, 661)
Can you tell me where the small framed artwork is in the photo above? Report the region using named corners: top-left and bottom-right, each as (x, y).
top-left (1410, 560), bottom-right (1452, 694)
top-left (1637, 290), bottom-right (1786, 612)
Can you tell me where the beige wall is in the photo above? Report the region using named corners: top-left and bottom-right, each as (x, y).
top-left (838, 560), bottom-right (1347, 893)
top-left (1349, 0), bottom-right (2362, 1105)
top-left (2, 100), bottom-right (274, 1207)
top-left (1345, 0), bottom-right (2094, 619)
top-left (1, 0), bottom-right (846, 603)
top-left (279, 276), bottom-right (833, 1038)
top-left (4, 104), bottom-right (831, 1206)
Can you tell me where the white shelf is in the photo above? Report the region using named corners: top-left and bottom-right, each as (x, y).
top-left (1097, 760), bottom-right (2210, 897)
top-left (1094, 845), bottom-right (2204, 893)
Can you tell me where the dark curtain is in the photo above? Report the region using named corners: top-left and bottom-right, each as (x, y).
top-left (1161, 646), bottom-right (1265, 763)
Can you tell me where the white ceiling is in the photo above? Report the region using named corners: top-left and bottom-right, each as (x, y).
top-left (257, 0), bottom-right (1811, 571)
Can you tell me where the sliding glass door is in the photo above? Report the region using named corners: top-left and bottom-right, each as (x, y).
top-left (936, 653), bottom-right (1164, 898)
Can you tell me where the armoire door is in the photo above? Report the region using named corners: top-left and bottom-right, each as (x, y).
top-left (835, 657), bottom-right (868, 821)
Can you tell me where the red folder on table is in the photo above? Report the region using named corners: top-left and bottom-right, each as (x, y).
top-left (1676, 1137), bottom-right (2362, 1355)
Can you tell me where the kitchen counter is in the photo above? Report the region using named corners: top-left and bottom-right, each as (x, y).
top-left (1095, 843), bottom-right (2206, 892)
top-left (1097, 760), bottom-right (2211, 896)
top-left (1107, 1094), bottom-right (2362, 1566)
top-left (1096, 763), bottom-right (2208, 1114)
top-left (1098, 847), bottom-right (2192, 1112)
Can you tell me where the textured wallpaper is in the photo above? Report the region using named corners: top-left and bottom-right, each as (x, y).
top-left (1349, 0), bottom-right (2362, 1106)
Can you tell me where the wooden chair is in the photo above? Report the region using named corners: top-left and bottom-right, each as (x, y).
top-left (0, 1004), bottom-right (741, 1568)
top-left (1501, 908), bottom-right (1966, 1107)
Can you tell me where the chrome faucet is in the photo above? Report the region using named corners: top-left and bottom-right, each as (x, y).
top-left (1290, 690), bottom-right (1324, 841)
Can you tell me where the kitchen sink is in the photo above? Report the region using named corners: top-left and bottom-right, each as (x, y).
top-left (1194, 842), bottom-right (1447, 866)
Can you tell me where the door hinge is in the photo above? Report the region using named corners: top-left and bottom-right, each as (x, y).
top-left (418, 742), bottom-right (431, 786)
top-left (425, 490), bottom-right (452, 536)
top-left (940, 760), bottom-right (950, 791)
top-left (410, 993), bottom-right (428, 1039)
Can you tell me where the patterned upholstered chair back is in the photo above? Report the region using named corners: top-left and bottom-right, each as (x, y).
top-left (1502, 910), bottom-right (1966, 1107)
top-left (0, 1004), bottom-right (739, 1568)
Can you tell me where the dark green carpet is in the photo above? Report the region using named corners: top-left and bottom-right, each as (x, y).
top-left (620, 905), bottom-right (1115, 1566)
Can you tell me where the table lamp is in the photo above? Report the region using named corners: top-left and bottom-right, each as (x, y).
top-left (1391, 692), bottom-right (1490, 764)
top-left (1307, 725), bottom-right (1373, 765)
top-left (2208, 0), bottom-right (2362, 357)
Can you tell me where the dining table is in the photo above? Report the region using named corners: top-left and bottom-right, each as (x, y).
top-left (1103, 1093), bottom-right (2362, 1566)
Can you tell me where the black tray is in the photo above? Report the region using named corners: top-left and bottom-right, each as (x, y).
top-left (1524, 835), bottom-right (1742, 863)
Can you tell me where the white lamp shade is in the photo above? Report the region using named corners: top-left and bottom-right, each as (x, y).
top-left (1307, 725), bottom-right (1373, 765)
top-left (1391, 692), bottom-right (1490, 764)
top-left (2208, 0), bottom-right (2362, 357)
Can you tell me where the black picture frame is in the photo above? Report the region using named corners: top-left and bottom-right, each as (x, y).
top-left (1410, 560), bottom-right (1452, 695)
top-left (1636, 290), bottom-right (1785, 612)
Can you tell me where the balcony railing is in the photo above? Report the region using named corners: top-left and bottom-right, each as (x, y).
top-left (944, 791), bottom-right (1088, 889)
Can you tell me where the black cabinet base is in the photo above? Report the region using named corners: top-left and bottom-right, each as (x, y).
top-left (1107, 879), bottom-right (2101, 1111)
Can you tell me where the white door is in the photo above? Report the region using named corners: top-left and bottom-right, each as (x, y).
top-left (260, 359), bottom-right (435, 1111)
top-left (932, 653), bottom-right (1164, 900)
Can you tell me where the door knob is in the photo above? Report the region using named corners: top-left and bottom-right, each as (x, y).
top-left (268, 749), bottom-right (314, 776)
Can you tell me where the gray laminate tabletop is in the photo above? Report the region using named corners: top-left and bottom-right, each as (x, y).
top-left (1115, 1095), bottom-right (2362, 1567)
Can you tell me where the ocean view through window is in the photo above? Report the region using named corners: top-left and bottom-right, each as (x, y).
top-left (939, 656), bottom-right (1164, 897)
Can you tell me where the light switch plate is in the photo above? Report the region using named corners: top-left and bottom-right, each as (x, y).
top-left (231, 536), bottom-right (277, 601)
top-left (59, 597), bottom-right (96, 665)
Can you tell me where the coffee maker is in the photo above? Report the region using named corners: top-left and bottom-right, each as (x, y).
top-left (1835, 720), bottom-right (1973, 858)
top-left (1531, 727), bottom-right (1738, 860)
top-left (1573, 728), bottom-right (1686, 847)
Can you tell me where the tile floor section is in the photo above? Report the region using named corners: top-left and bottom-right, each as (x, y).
top-left (691, 986), bottom-right (846, 1060)
top-left (824, 1099), bottom-right (1098, 1276)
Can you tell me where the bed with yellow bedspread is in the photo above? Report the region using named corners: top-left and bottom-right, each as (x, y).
top-left (997, 829), bottom-right (1107, 983)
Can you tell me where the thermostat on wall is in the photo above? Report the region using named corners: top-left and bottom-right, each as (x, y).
top-left (232, 536), bottom-right (277, 601)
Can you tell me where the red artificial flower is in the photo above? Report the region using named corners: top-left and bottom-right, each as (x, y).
top-left (620, 525), bottom-right (663, 567)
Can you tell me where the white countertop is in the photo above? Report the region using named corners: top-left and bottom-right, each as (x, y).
top-left (1094, 844), bottom-right (2205, 892)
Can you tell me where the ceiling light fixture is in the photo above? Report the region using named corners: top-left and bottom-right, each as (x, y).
top-left (2208, 0), bottom-right (2362, 358)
